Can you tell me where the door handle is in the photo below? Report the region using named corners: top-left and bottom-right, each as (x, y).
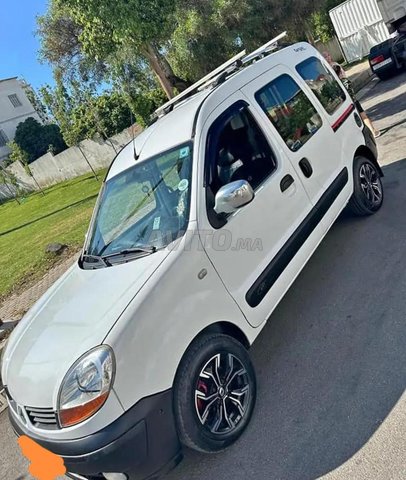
top-left (280, 174), bottom-right (295, 192)
top-left (299, 158), bottom-right (313, 178)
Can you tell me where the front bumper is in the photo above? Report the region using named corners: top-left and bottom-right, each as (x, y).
top-left (9, 389), bottom-right (182, 480)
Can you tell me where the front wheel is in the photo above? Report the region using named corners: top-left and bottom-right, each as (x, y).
top-left (173, 333), bottom-right (257, 453)
top-left (348, 156), bottom-right (384, 216)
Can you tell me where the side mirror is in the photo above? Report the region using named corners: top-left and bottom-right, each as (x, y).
top-left (214, 180), bottom-right (255, 215)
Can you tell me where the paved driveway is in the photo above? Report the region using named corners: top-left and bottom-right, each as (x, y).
top-left (1, 71), bottom-right (406, 480)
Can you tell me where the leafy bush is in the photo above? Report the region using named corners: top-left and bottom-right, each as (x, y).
top-left (14, 117), bottom-right (67, 163)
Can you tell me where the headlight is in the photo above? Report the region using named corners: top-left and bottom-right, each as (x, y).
top-left (57, 346), bottom-right (115, 428)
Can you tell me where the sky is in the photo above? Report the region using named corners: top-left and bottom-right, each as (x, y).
top-left (0, 0), bottom-right (54, 90)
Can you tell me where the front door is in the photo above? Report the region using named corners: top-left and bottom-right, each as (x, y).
top-left (197, 93), bottom-right (315, 327)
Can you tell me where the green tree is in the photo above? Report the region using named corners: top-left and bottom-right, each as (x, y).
top-left (40, 76), bottom-right (135, 145)
top-left (45, 0), bottom-right (188, 99)
top-left (68, 92), bottom-right (134, 143)
top-left (14, 117), bottom-right (67, 163)
top-left (0, 166), bottom-right (21, 205)
top-left (169, 2), bottom-right (252, 82)
top-left (308, 0), bottom-right (346, 44)
top-left (21, 82), bottom-right (49, 124)
top-left (40, 69), bottom-right (77, 145)
top-left (37, 2), bottom-right (106, 87)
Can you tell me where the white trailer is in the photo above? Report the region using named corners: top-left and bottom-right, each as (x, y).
top-left (329, 0), bottom-right (391, 63)
top-left (377, 0), bottom-right (406, 30)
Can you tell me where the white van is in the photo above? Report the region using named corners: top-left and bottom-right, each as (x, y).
top-left (1, 36), bottom-right (383, 480)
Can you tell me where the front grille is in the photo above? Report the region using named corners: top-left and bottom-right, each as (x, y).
top-left (25, 406), bottom-right (59, 430)
top-left (5, 389), bottom-right (60, 430)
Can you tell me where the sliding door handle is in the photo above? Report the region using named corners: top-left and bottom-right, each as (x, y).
top-left (299, 158), bottom-right (313, 178)
top-left (280, 174), bottom-right (295, 192)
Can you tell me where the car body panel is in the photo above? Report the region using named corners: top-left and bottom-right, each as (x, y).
top-left (1, 249), bottom-right (170, 408)
top-left (105, 223), bottom-right (255, 411)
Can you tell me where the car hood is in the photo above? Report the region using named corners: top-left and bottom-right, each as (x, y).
top-left (2, 250), bottom-right (169, 407)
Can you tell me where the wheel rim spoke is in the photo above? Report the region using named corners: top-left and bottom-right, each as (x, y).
top-left (223, 399), bottom-right (234, 429)
top-left (200, 397), bottom-right (219, 425)
top-left (226, 367), bottom-right (246, 389)
top-left (200, 370), bottom-right (219, 388)
top-left (196, 390), bottom-right (218, 402)
top-left (225, 353), bottom-right (234, 384)
top-left (212, 402), bottom-right (224, 433)
top-left (228, 386), bottom-right (249, 417)
top-left (213, 353), bottom-right (222, 387)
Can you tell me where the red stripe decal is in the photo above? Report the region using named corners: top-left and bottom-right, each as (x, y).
top-left (332, 104), bottom-right (355, 132)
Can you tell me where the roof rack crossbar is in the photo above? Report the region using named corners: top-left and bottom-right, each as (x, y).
top-left (242, 31), bottom-right (288, 64)
top-left (154, 31), bottom-right (288, 118)
top-left (155, 50), bottom-right (246, 117)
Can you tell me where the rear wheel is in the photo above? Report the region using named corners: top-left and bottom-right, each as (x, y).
top-left (173, 333), bottom-right (256, 453)
top-left (348, 156), bottom-right (384, 216)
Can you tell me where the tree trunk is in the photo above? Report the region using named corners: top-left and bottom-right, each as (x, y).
top-left (142, 43), bottom-right (192, 99)
top-left (142, 43), bottom-right (175, 100)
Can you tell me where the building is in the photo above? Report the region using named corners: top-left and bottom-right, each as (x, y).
top-left (0, 77), bottom-right (43, 163)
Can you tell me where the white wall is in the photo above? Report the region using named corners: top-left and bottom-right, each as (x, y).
top-left (0, 126), bottom-right (141, 201)
top-left (315, 37), bottom-right (345, 62)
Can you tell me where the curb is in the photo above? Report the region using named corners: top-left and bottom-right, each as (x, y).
top-left (356, 76), bottom-right (380, 101)
top-left (0, 337), bottom-right (8, 412)
top-left (0, 388), bottom-right (6, 414)
top-left (350, 66), bottom-right (375, 93)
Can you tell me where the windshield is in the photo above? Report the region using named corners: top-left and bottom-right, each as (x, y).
top-left (85, 142), bottom-right (193, 258)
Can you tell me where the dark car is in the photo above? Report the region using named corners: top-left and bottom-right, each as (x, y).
top-left (369, 34), bottom-right (406, 80)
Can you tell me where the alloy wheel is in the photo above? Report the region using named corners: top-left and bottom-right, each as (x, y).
top-left (359, 163), bottom-right (382, 207)
top-left (195, 353), bottom-right (251, 435)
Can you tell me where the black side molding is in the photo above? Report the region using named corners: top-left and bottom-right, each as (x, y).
top-left (246, 168), bottom-right (349, 308)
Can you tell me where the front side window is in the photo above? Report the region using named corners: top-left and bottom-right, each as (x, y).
top-left (255, 75), bottom-right (323, 152)
top-left (296, 57), bottom-right (346, 115)
top-left (206, 103), bottom-right (277, 198)
top-left (85, 143), bottom-right (193, 258)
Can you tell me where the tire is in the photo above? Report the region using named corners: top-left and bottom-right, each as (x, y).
top-left (348, 156), bottom-right (384, 216)
top-left (173, 333), bottom-right (257, 453)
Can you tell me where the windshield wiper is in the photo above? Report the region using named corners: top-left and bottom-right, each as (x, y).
top-left (102, 246), bottom-right (157, 262)
top-left (82, 254), bottom-right (110, 268)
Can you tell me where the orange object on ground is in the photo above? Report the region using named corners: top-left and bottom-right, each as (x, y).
top-left (18, 435), bottom-right (66, 480)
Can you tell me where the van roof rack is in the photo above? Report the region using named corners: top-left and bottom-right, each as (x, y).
top-left (243, 31), bottom-right (287, 64)
top-left (154, 32), bottom-right (288, 118)
top-left (155, 50), bottom-right (246, 118)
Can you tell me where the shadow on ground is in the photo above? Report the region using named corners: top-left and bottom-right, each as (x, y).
top-left (166, 159), bottom-right (406, 480)
top-left (366, 90), bottom-right (406, 122)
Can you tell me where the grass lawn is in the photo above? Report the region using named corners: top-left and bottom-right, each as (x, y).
top-left (0, 171), bottom-right (106, 299)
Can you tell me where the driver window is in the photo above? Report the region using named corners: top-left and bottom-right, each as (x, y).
top-left (206, 103), bottom-right (277, 207)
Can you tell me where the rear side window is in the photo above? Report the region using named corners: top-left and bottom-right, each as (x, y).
top-left (255, 74), bottom-right (323, 152)
top-left (296, 57), bottom-right (346, 115)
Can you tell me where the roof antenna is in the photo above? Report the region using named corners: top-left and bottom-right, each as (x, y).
top-left (130, 108), bottom-right (139, 161)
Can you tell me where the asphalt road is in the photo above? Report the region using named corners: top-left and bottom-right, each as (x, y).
top-left (1, 71), bottom-right (406, 480)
